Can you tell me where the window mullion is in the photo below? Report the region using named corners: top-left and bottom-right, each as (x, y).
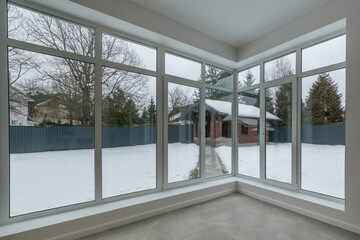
top-left (94, 26), bottom-right (103, 202)
top-left (0, 0), bottom-right (10, 225)
top-left (233, 70), bottom-right (238, 176)
top-left (200, 62), bottom-right (206, 180)
top-left (259, 61), bottom-right (266, 181)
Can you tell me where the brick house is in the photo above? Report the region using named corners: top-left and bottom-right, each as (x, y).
top-left (176, 100), bottom-right (280, 147)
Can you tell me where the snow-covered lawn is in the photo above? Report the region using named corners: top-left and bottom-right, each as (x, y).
top-left (10, 143), bottom-right (344, 216)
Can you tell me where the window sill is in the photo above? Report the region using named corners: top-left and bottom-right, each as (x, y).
top-left (236, 177), bottom-right (344, 211)
top-left (0, 177), bottom-right (238, 240)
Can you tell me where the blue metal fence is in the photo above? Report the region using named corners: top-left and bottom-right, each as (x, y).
top-left (9, 123), bottom-right (344, 153)
top-left (269, 124), bottom-right (345, 145)
top-left (10, 125), bottom-right (194, 154)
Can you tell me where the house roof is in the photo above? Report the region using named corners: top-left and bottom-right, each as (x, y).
top-left (31, 94), bottom-right (62, 106)
top-left (205, 99), bottom-right (280, 121)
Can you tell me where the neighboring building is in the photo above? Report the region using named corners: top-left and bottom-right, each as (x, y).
top-left (30, 94), bottom-right (71, 125)
top-left (170, 99), bottom-right (280, 147)
top-left (9, 87), bottom-right (38, 126)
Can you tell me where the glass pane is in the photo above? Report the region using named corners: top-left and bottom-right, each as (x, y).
top-left (8, 4), bottom-right (95, 57)
top-left (238, 65), bottom-right (260, 89)
top-left (302, 35), bottom-right (346, 72)
top-left (238, 88), bottom-right (260, 178)
top-left (102, 33), bottom-right (156, 71)
top-left (168, 83), bottom-right (200, 183)
top-left (205, 89), bottom-right (232, 177)
top-left (205, 65), bottom-right (233, 89)
top-left (301, 69), bottom-right (346, 198)
top-left (9, 48), bottom-right (95, 216)
top-left (165, 53), bottom-right (201, 81)
top-left (266, 84), bottom-right (292, 183)
top-left (264, 53), bottom-right (296, 82)
top-left (102, 67), bottom-right (156, 198)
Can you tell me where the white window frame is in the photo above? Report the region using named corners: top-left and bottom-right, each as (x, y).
top-left (236, 31), bottom-right (346, 202)
top-left (0, 0), bottom-right (236, 225)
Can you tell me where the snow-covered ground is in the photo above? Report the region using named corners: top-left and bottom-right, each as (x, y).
top-left (10, 143), bottom-right (344, 216)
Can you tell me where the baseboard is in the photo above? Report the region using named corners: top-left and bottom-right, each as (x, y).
top-left (238, 187), bottom-right (360, 235)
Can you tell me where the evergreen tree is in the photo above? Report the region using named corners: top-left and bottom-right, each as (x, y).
top-left (147, 97), bottom-right (157, 125)
top-left (264, 89), bottom-right (275, 114)
top-left (304, 73), bottom-right (344, 125)
top-left (140, 107), bottom-right (148, 124)
top-left (242, 70), bottom-right (255, 88)
top-left (205, 66), bottom-right (232, 98)
top-left (102, 87), bottom-right (141, 126)
top-left (274, 84), bottom-right (292, 125)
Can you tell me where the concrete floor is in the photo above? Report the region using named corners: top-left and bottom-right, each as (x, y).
top-left (80, 194), bottom-right (360, 240)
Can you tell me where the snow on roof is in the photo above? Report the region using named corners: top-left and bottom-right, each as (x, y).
top-left (205, 99), bottom-right (280, 121)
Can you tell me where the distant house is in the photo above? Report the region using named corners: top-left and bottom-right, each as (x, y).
top-left (30, 94), bottom-right (71, 125)
top-left (169, 99), bottom-right (280, 147)
top-left (9, 87), bottom-right (39, 126)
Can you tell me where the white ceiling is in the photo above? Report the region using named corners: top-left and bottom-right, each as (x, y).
top-left (129, 0), bottom-right (333, 48)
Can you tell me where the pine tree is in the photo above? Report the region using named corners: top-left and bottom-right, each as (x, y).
top-left (147, 97), bottom-right (157, 125)
top-left (205, 66), bottom-right (232, 98)
top-left (242, 70), bottom-right (255, 88)
top-left (102, 87), bottom-right (141, 126)
top-left (274, 84), bottom-right (292, 125)
top-left (140, 107), bottom-right (148, 124)
top-left (304, 73), bottom-right (344, 125)
top-left (264, 89), bottom-right (275, 114)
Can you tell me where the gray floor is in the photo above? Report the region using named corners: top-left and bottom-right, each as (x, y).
top-left (80, 194), bottom-right (360, 240)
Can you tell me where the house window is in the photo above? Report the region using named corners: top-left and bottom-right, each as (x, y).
top-left (167, 83), bottom-right (200, 183)
top-left (264, 52), bottom-right (296, 82)
top-left (265, 83), bottom-right (292, 184)
top-left (205, 65), bottom-right (233, 89)
top-left (102, 67), bottom-right (157, 198)
top-left (9, 47), bottom-right (95, 216)
top-left (238, 88), bottom-right (260, 178)
top-left (102, 33), bottom-right (157, 71)
top-left (205, 88), bottom-right (233, 178)
top-left (165, 52), bottom-right (201, 81)
top-left (241, 123), bottom-right (248, 135)
top-left (238, 65), bottom-right (260, 89)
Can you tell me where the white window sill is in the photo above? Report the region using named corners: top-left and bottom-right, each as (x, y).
top-left (237, 177), bottom-right (344, 211)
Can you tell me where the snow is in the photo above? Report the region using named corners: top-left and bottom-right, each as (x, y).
top-left (10, 143), bottom-right (344, 216)
top-left (205, 99), bottom-right (280, 120)
top-left (168, 143), bottom-right (199, 183)
top-left (235, 143), bottom-right (344, 198)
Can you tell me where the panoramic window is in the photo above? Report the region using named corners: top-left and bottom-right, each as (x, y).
top-left (102, 67), bottom-right (157, 198)
top-left (165, 53), bottom-right (201, 81)
top-left (205, 65), bottom-right (233, 89)
top-left (265, 84), bottom-right (292, 184)
top-left (168, 83), bottom-right (200, 183)
top-left (264, 52), bottom-right (296, 82)
top-left (238, 88), bottom-right (260, 178)
top-left (8, 4), bottom-right (95, 57)
top-left (205, 89), bottom-right (233, 178)
top-left (302, 35), bottom-right (346, 72)
top-left (9, 48), bottom-right (95, 216)
top-left (102, 33), bottom-right (157, 71)
top-left (238, 65), bottom-right (260, 88)
top-left (301, 69), bottom-right (346, 198)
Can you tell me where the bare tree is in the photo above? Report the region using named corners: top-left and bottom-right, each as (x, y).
top-left (8, 4), bottom-right (149, 125)
top-left (168, 86), bottom-right (193, 117)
